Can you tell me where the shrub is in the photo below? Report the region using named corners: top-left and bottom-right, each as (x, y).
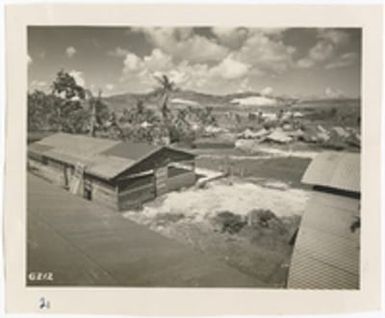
top-left (212, 211), bottom-right (247, 234)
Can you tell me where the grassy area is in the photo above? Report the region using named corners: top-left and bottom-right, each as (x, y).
top-left (196, 156), bottom-right (311, 188)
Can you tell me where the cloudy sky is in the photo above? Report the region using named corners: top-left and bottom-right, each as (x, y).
top-left (28, 27), bottom-right (361, 98)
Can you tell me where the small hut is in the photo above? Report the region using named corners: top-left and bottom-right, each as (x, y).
top-left (28, 133), bottom-right (196, 211)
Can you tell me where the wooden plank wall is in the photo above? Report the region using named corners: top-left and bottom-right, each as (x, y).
top-left (29, 155), bottom-right (197, 213)
top-left (29, 158), bottom-right (120, 211)
top-left (166, 168), bottom-right (196, 192)
top-left (28, 158), bottom-right (66, 187)
top-left (117, 174), bottom-right (156, 211)
top-left (91, 177), bottom-right (119, 210)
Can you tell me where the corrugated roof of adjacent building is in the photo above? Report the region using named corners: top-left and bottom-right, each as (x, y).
top-left (301, 152), bottom-right (360, 193)
top-left (288, 191), bottom-right (360, 289)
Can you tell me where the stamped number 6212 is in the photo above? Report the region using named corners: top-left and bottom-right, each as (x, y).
top-left (28, 272), bottom-right (54, 281)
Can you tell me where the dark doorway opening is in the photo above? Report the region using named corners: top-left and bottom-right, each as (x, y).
top-left (84, 180), bottom-right (92, 200)
top-left (84, 188), bottom-right (92, 200)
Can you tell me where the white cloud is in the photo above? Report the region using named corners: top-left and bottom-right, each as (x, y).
top-left (117, 27), bottom-right (305, 93)
top-left (255, 28), bottom-right (287, 36)
top-left (325, 87), bottom-right (345, 98)
top-left (168, 69), bottom-right (189, 85)
top-left (234, 30), bottom-right (296, 74)
top-left (133, 27), bottom-right (229, 63)
top-left (118, 46), bottom-right (277, 94)
top-left (209, 56), bottom-right (250, 80)
top-left (66, 46), bottom-right (77, 58)
top-left (309, 41), bottom-right (334, 62)
top-left (325, 52), bottom-right (358, 69)
top-left (120, 48), bottom-right (251, 93)
top-left (260, 86), bottom-right (274, 96)
top-left (297, 58), bottom-right (315, 69)
top-left (237, 78), bottom-right (254, 93)
top-left (29, 80), bottom-right (48, 92)
top-left (297, 29), bottom-right (353, 70)
top-left (105, 83), bottom-right (114, 91)
top-left (317, 29), bottom-right (349, 46)
top-left (121, 49), bottom-right (174, 86)
top-left (69, 70), bottom-right (85, 87)
top-left (143, 49), bottom-right (173, 72)
top-left (212, 27), bottom-right (249, 49)
top-left (108, 47), bottom-right (129, 57)
top-left (123, 53), bottom-right (143, 72)
top-left (116, 28), bottom-right (356, 95)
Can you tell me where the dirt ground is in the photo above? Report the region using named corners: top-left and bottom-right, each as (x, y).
top-left (123, 176), bottom-right (310, 287)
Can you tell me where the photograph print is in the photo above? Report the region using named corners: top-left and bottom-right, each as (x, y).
top-left (27, 26), bottom-right (361, 289)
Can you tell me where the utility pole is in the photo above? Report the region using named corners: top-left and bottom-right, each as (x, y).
top-left (89, 89), bottom-right (101, 137)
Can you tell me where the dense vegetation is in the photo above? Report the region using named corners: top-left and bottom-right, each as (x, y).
top-left (28, 70), bottom-right (216, 145)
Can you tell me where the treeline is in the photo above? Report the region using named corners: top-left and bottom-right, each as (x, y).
top-left (28, 70), bottom-right (116, 135)
top-left (28, 70), bottom-right (216, 145)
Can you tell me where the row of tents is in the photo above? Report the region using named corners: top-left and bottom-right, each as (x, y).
top-left (236, 125), bottom-right (361, 149)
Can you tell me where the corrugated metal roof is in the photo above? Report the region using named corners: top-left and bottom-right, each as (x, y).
top-left (38, 133), bottom-right (120, 157)
top-left (29, 133), bottom-right (194, 180)
top-left (102, 141), bottom-right (158, 161)
top-left (87, 155), bottom-right (136, 180)
top-left (43, 149), bottom-right (89, 166)
top-left (28, 143), bottom-right (53, 155)
top-left (288, 191), bottom-right (360, 289)
top-left (302, 152), bottom-right (360, 193)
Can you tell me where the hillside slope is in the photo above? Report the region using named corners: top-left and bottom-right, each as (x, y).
top-left (103, 89), bottom-right (297, 113)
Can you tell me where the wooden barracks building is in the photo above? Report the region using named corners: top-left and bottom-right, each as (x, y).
top-left (28, 133), bottom-right (196, 211)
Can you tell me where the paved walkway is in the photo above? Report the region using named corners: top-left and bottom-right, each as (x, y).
top-left (27, 173), bottom-right (264, 287)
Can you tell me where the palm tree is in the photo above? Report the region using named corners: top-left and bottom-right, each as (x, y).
top-left (154, 74), bottom-right (175, 119)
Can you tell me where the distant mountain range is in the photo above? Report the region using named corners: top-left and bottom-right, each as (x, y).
top-left (103, 89), bottom-right (359, 113)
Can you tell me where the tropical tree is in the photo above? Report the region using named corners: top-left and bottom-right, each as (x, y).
top-left (52, 70), bottom-right (85, 100)
top-left (28, 70), bottom-right (124, 137)
top-left (84, 89), bottom-right (110, 136)
top-left (104, 111), bottom-right (123, 140)
top-left (154, 74), bottom-right (175, 119)
top-left (50, 70), bottom-right (88, 133)
top-left (169, 108), bottom-right (195, 144)
top-left (27, 90), bottom-right (57, 131)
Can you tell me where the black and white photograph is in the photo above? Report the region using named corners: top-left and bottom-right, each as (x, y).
top-left (26, 26), bottom-right (362, 289)
top-left (3, 2), bottom-right (385, 315)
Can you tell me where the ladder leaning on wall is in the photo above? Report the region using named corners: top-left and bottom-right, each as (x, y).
top-left (69, 163), bottom-right (85, 195)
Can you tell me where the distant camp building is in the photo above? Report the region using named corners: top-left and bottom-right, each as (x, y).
top-left (28, 133), bottom-right (196, 211)
top-left (288, 152), bottom-right (360, 289)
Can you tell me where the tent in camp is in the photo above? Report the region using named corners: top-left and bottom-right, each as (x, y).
top-left (265, 129), bottom-right (293, 144)
top-left (238, 128), bottom-right (269, 140)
